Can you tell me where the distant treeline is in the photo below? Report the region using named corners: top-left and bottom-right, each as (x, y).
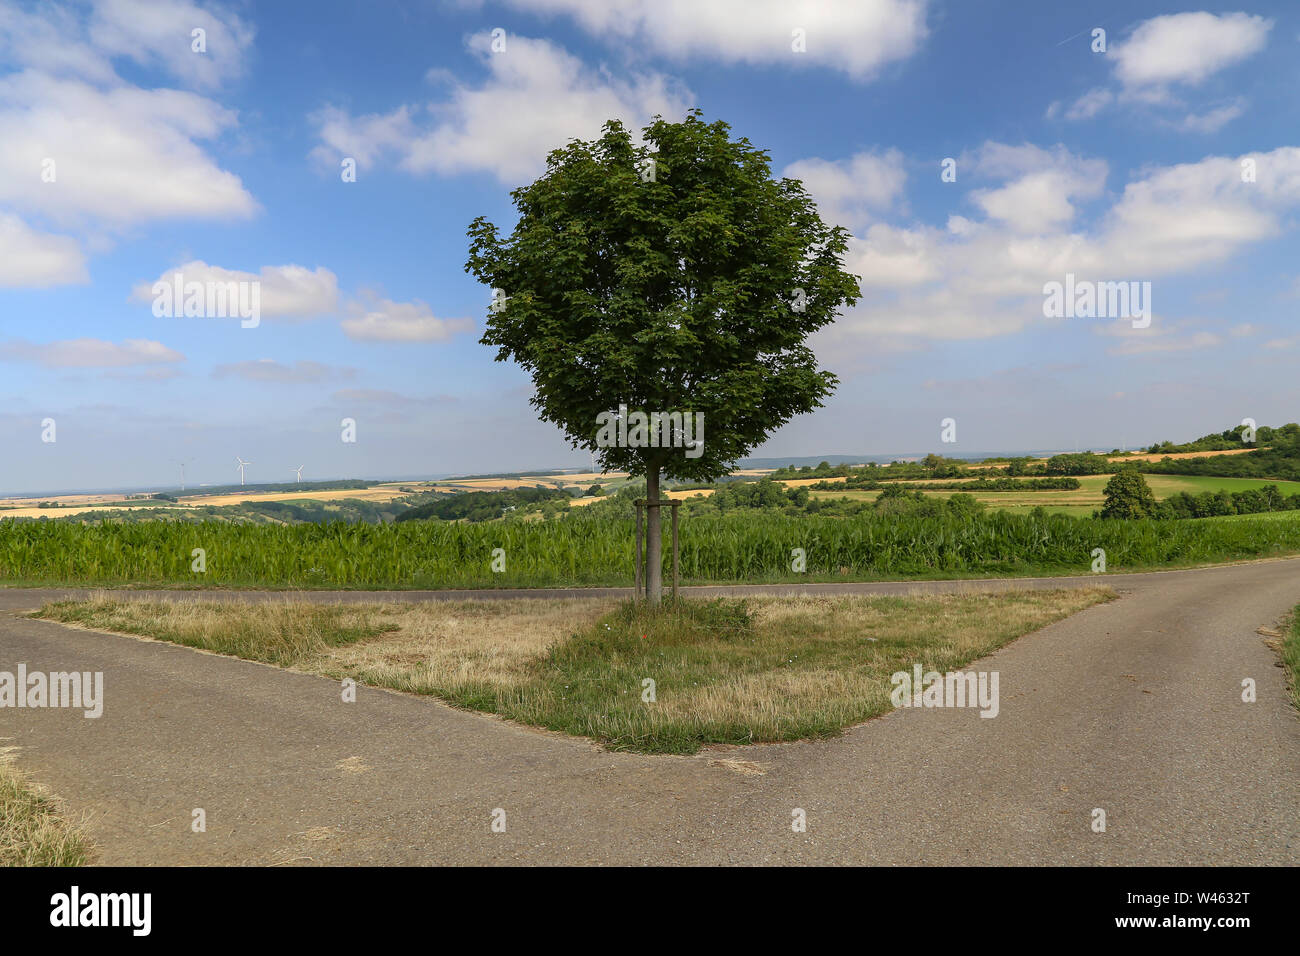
top-left (396, 486), bottom-right (573, 523)
top-left (807, 477), bottom-right (1082, 492)
top-left (1161, 485), bottom-right (1300, 519)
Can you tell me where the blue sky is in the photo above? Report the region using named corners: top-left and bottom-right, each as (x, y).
top-left (1, 0), bottom-right (1298, 493)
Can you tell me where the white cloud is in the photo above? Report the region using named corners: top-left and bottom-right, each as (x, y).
top-left (967, 143), bottom-right (1107, 234)
top-left (816, 144), bottom-right (1300, 348)
top-left (1064, 87), bottom-right (1112, 121)
top-left (1095, 321), bottom-right (1223, 356)
top-left (782, 150), bottom-right (906, 231)
top-left (476, 0), bottom-right (929, 79)
top-left (342, 298), bottom-right (475, 342)
top-left (213, 359), bottom-right (356, 384)
top-left (311, 105), bottom-right (417, 171)
top-left (847, 223), bottom-right (940, 288)
top-left (0, 72), bottom-right (258, 228)
top-left (1113, 12), bottom-right (1272, 92)
top-left (132, 262), bottom-right (339, 318)
top-left (312, 33), bottom-right (692, 184)
top-left (88, 0), bottom-right (255, 90)
top-left (1177, 102), bottom-right (1245, 134)
top-left (0, 337), bottom-right (185, 368)
top-left (0, 1), bottom-right (259, 288)
top-left (0, 213), bottom-right (86, 287)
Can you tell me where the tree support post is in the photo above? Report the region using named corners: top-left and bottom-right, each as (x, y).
top-left (634, 499), bottom-right (644, 600)
top-left (636, 497), bottom-right (679, 603)
top-left (671, 500), bottom-right (680, 601)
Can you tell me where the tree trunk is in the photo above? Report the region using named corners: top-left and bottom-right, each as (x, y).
top-left (645, 465), bottom-right (662, 606)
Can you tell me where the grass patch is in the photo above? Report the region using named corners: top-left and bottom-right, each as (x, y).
top-left (0, 760), bottom-right (92, 866)
top-left (34, 598), bottom-right (401, 667)
top-left (1284, 609), bottom-right (1300, 712)
top-left (35, 589), bottom-right (1112, 754)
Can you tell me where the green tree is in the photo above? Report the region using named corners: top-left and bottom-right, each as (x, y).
top-left (467, 111), bottom-right (860, 603)
top-left (1100, 469), bottom-right (1158, 519)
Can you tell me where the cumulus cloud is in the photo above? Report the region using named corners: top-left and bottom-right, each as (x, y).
top-left (0, 72), bottom-right (258, 228)
top-left (0, 212), bottom-right (86, 287)
top-left (1113, 12), bottom-right (1272, 92)
top-left (817, 144), bottom-right (1300, 348)
top-left (88, 0), bottom-right (255, 90)
top-left (1054, 14), bottom-right (1270, 131)
top-left (132, 262), bottom-right (339, 319)
top-left (310, 32), bottom-right (692, 183)
top-left (782, 150), bottom-right (906, 231)
top-left (342, 297), bottom-right (475, 342)
top-left (471, 0), bottom-right (929, 79)
top-left (0, 337), bottom-right (185, 368)
top-left (967, 143), bottom-right (1108, 234)
top-left (0, 1), bottom-right (259, 288)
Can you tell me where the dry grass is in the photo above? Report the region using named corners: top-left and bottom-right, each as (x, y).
top-left (0, 755), bottom-right (93, 866)
top-left (35, 589), bottom-right (1112, 754)
top-left (310, 599), bottom-right (612, 692)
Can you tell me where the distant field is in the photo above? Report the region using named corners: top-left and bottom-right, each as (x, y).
top-left (796, 473), bottom-right (1300, 517)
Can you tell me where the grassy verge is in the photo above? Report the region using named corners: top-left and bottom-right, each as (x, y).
top-left (0, 760), bottom-right (92, 866)
top-left (1284, 609), bottom-right (1300, 712)
top-left (35, 589), bottom-right (1112, 754)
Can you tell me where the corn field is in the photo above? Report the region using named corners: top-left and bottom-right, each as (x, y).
top-left (1, 511), bottom-right (1298, 589)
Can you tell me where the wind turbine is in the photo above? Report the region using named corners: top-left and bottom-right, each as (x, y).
top-left (235, 457), bottom-right (251, 486)
top-left (176, 458), bottom-right (193, 492)
top-left (294, 465), bottom-right (304, 484)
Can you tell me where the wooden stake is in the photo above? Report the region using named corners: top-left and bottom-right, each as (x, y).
top-left (671, 500), bottom-right (679, 601)
top-left (634, 499), bottom-right (643, 600)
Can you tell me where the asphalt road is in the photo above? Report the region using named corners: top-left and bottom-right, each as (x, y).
top-left (1, 559), bottom-right (1296, 865)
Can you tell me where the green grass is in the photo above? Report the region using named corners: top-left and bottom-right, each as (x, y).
top-left (5, 510), bottom-right (1300, 590)
top-left (1285, 609), bottom-right (1300, 712)
top-left (1201, 509), bottom-right (1300, 522)
top-left (34, 590), bottom-right (1112, 754)
top-left (0, 762), bottom-right (92, 866)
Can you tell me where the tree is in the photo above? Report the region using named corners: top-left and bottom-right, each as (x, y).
top-left (1100, 469), bottom-right (1158, 519)
top-left (467, 111), bottom-right (860, 604)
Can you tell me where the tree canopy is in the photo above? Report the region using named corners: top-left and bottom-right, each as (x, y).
top-left (466, 110), bottom-right (861, 484)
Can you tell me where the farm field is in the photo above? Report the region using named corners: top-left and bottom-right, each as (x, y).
top-left (4, 509), bottom-right (1300, 590)
top-left (798, 473), bottom-right (1300, 517)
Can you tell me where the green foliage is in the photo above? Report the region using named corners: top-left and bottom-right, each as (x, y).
top-left (1100, 469), bottom-right (1158, 519)
top-left (467, 110), bottom-right (861, 483)
top-left (7, 509), bottom-right (1300, 589)
top-left (1045, 452), bottom-right (1111, 476)
top-left (395, 486), bottom-right (571, 523)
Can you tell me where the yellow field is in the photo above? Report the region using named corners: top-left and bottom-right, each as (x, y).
top-left (178, 486), bottom-right (427, 507)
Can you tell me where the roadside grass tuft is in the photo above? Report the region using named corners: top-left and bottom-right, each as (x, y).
top-left (35, 595), bottom-right (399, 666)
top-left (0, 760), bottom-right (92, 866)
top-left (34, 590), bottom-right (1113, 754)
top-left (1285, 609), bottom-right (1300, 712)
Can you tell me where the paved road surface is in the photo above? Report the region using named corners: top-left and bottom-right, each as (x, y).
top-left (1, 559), bottom-right (1296, 865)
